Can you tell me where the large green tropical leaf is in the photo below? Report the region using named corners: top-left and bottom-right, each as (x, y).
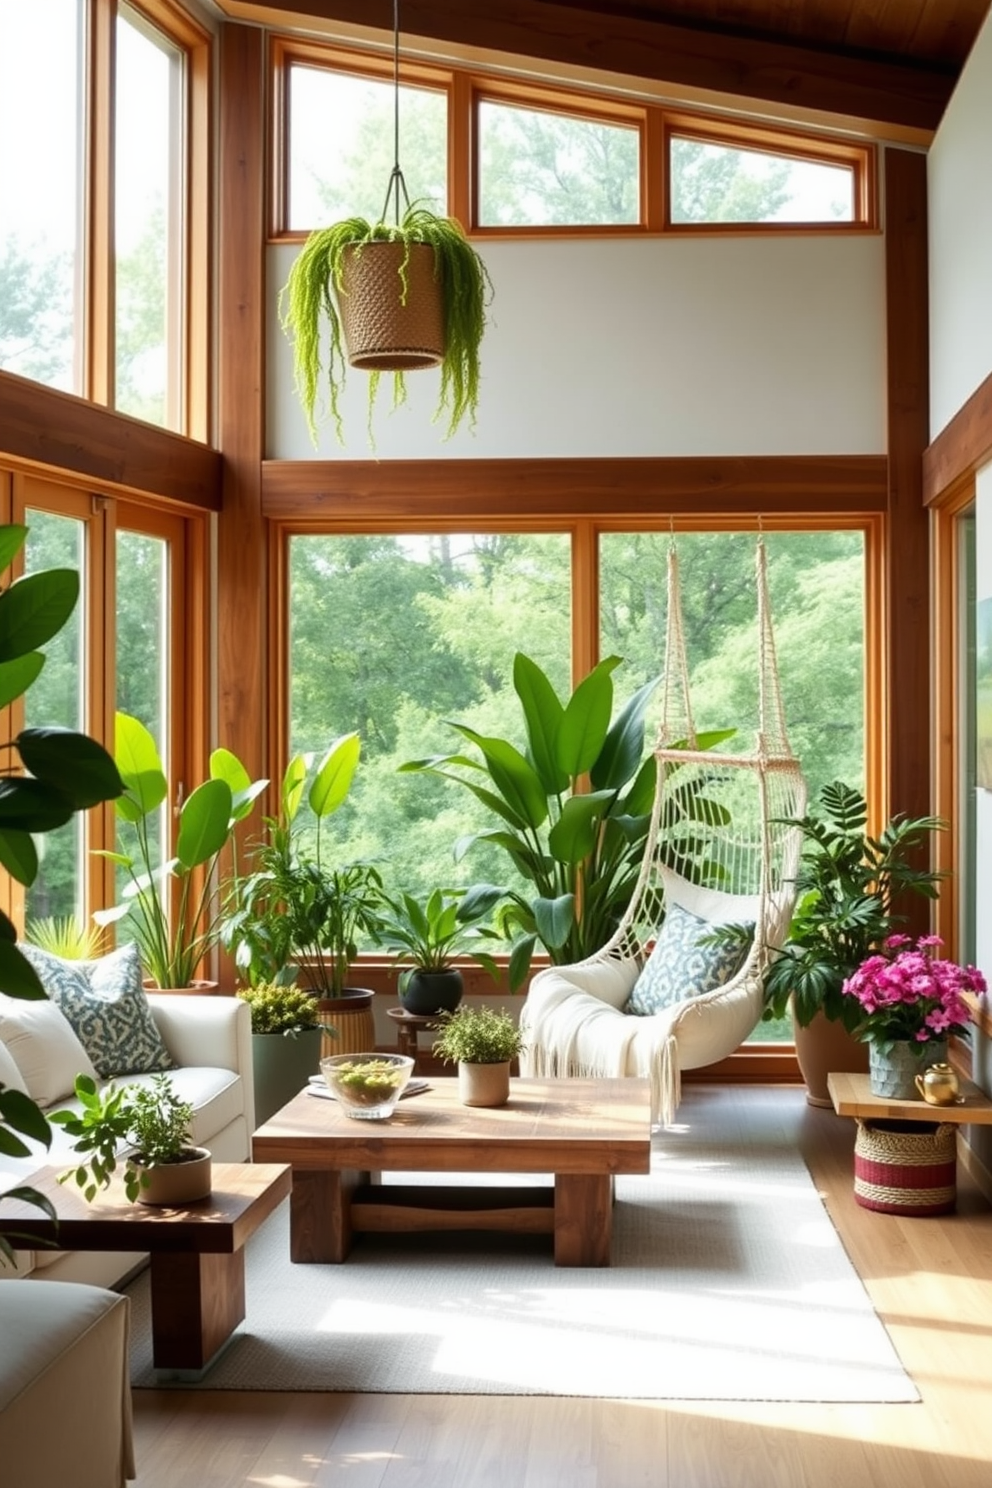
top-left (0, 651), bottom-right (44, 709)
top-left (176, 778), bottom-right (235, 869)
top-left (281, 753), bottom-right (309, 822)
top-left (115, 713), bottom-right (168, 815)
top-left (0, 523), bottom-right (27, 574)
top-left (449, 725), bottom-right (549, 829)
top-left (590, 675), bottom-right (660, 791)
top-left (0, 826), bottom-right (38, 885)
top-left (513, 652), bottom-right (567, 795)
top-left (547, 790), bottom-right (616, 865)
top-left (533, 894), bottom-right (576, 950)
top-left (309, 732), bottom-right (360, 818)
top-left (0, 938), bottom-right (46, 999)
top-left (555, 656), bottom-right (621, 778)
top-left (0, 778), bottom-right (74, 832)
top-left (17, 727), bottom-right (123, 808)
top-left (0, 569), bottom-right (79, 660)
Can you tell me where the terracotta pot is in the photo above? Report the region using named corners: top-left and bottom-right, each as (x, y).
top-left (133, 1147), bottom-right (211, 1206)
top-left (143, 979), bottom-right (220, 996)
top-left (457, 1059), bottom-right (510, 1108)
top-left (793, 1007), bottom-right (869, 1108)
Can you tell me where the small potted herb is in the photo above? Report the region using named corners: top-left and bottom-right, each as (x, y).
top-left (431, 1004), bottom-right (525, 1108)
top-left (52, 1073), bottom-right (211, 1206)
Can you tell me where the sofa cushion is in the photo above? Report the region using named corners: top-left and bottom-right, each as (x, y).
top-left (0, 992), bottom-right (97, 1107)
top-left (0, 1036), bottom-right (28, 1095)
top-left (17, 942), bottom-right (175, 1079)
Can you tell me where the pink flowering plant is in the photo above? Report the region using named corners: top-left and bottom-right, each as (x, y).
top-left (841, 934), bottom-right (986, 1053)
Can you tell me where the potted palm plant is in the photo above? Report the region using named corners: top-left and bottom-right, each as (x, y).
top-left (761, 780), bottom-right (947, 1106)
top-left (374, 884), bottom-right (503, 1014)
top-left (431, 1003), bottom-right (526, 1108)
top-left (94, 713), bottom-right (267, 992)
top-left (281, 202), bottom-right (491, 447)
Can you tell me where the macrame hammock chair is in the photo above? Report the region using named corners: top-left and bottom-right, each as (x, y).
top-left (520, 537), bottom-right (808, 1126)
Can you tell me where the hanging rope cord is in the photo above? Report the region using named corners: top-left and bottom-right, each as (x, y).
top-left (380, 0), bottom-right (411, 227)
top-left (603, 536), bottom-right (807, 970)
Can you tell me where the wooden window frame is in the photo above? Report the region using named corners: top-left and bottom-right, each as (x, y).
top-left (663, 111), bottom-right (877, 234)
top-left (269, 35), bottom-right (878, 241)
top-left (83, 0), bottom-right (210, 437)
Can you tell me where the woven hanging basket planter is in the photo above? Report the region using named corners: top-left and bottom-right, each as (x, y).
top-left (853, 1118), bottom-right (957, 1216)
top-left (338, 241), bottom-right (445, 372)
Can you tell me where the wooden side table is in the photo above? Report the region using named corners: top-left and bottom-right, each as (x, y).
top-left (385, 1005), bottom-right (442, 1069)
top-left (827, 1071), bottom-right (992, 1216)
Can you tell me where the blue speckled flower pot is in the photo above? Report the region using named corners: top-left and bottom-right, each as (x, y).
top-left (869, 1039), bottom-right (947, 1100)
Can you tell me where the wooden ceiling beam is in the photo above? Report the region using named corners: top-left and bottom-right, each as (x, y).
top-left (225, 0), bottom-right (955, 131)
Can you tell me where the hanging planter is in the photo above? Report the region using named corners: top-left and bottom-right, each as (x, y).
top-left (281, 205), bottom-right (491, 447)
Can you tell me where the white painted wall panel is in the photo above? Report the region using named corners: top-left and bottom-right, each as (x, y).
top-left (266, 234), bottom-right (885, 461)
top-left (929, 10), bottom-right (992, 438)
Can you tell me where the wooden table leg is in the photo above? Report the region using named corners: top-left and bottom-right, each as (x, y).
top-left (290, 1166), bottom-right (365, 1262)
top-left (149, 1250), bottom-right (246, 1370)
top-left (553, 1172), bottom-right (613, 1266)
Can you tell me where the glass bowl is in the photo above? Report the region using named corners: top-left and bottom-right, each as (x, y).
top-left (320, 1052), bottom-right (415, 1120)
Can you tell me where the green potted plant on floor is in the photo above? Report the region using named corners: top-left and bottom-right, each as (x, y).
top-left (761, 779), bottom-right (947, 1106)
top-left (52, 1072), bottom-right (211, 1205)
top-left (432, 1003), bottom-right (526, 1108)
top-left (237, 982), bottom-right (325, 1125)
top-left (281, 202), bottom-right (491, 447)
top-left (374, 884), bottom-right (504, 1015)
top-left (94, 712), bottom-right (267, 992)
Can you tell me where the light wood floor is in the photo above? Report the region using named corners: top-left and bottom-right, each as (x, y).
top-left (130, 1084), bottom-right (992, 1487)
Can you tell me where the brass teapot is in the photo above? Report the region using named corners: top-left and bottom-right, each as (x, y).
top-left (914, 1062), bottom-right (961, 1106)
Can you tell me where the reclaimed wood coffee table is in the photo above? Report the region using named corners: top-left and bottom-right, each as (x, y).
top-left (252, 1076), bottom-right (652, 1267)
top-left (0, 1162), bottom-right (290, 1376)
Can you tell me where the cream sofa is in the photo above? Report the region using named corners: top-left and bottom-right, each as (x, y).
top-left (0, 991), bottom-right (254, 1286)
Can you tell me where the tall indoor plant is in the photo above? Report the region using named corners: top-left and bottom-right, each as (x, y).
top-left (281, 202), bottom-right (491, 446)
top-left (0, 522), bottom-right (124, 1256)
top-left (402, 652), bottom-right (728, 990)
top-left (762, 779), bottom-right (947, 1104)
top-left (94, 712), bottom-right (267, 991)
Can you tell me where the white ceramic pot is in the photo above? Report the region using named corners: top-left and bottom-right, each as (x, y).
top-left (458, 1060), bottom-right (510, 1107)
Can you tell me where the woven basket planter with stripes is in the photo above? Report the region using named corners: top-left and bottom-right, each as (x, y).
top-left (853, 1118), bottom-right (957, 1216)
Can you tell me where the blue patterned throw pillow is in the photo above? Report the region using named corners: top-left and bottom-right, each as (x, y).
top-left (18, 941), bottom-right (175, 1078)
top-left (625, 903), bottom-right (754, 1016)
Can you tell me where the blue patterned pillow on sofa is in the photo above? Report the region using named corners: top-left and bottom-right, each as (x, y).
top-left (18, 941), bottom-right (175, 1078)
top-left (625, 903), bottom-right (754, 1016)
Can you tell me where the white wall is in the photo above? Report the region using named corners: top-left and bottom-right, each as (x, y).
top-left (929, 10), bottom-right (992, 439)
top-left (267, 233), bottom-right (885, 461)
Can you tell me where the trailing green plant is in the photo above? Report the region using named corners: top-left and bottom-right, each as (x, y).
top-left (280, 202), bottom-right (492, 446)
top-left (0, 522), bottom-right (124, 1260)
top-left (222, 733), bottom-right (384, 996)
top-left (51, 1073), bottom-right (197, 1203)
top-left (762, 780), bottom-right (946, 1031)
top-left (237, 982), bottom-right (322, 1037)
top-left (431, 1003), bottom-right (525, 1066)
top-left (402, 652), bottom-right (732, 990)
top-left (24, 914), bottom-right (105, 960)
top-left (374, 885), bottom-right (503, 978)
top-left (94, 712), bottom-right (267, 988)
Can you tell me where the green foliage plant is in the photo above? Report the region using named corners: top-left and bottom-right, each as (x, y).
top-left (280, 203), bottom-right (492, 446)
top-left (51, 1073), bottom-right (196, 1203)
top-left (94, 712), bottom-right (267, 988)
top-left (0, 522), bottom-right (124, 1259)
top-left (25, 914), bottom-right (105, 960)
top-left (431, 1004), bottom-right (525, 1066)
top-left (762, 780), bottom-right (946, 1032)
top-left (237, 982), bottom-right (322, 1037)
top-left (223, 733), bottom-right (383, 996)
top-left (403, 653), bottom-right (733, 991)
top-left (374, 884), bottom-right (503, 978)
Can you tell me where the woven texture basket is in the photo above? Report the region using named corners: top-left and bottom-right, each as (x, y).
top-left (339, 242), bottom-right (445, 371)
top-left (853, 1118), bottom-right (957, 1216)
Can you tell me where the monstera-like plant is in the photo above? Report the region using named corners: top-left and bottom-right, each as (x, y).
top-left (0, 522), bottom-right (124, 1257)
top-left (404, 654), bottom-right (689, 990)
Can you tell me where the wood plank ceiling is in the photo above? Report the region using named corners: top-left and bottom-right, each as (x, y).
top-left (214, 0), bottom-right (991, 134)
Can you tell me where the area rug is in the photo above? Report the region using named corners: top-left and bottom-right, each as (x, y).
top-left (127, 1087), bottom-right (918, 1401)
